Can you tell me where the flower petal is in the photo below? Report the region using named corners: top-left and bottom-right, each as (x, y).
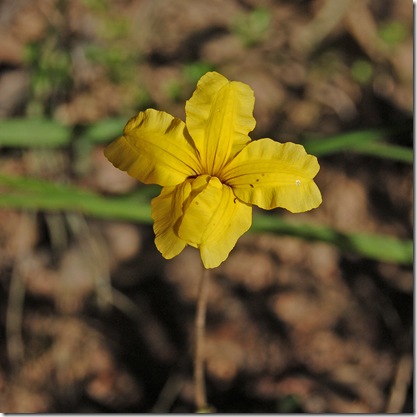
top-left (185, 72), bottom-right (256, 176)
top-left (222, 139), bottom-right (322, 212)
top-left (104, 109), bottom-right (202, 186)
top-left (177, 175), bottom-right (252, 268)
top-left (199, 187), bottom-right (252, 269)
top-left (151, 184), bottom-right (190, 259)
top-left (176, 175), bottom-right (223, 247)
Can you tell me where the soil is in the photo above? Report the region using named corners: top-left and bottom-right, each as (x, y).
top-left (0, 0), bottom-right (413, 413)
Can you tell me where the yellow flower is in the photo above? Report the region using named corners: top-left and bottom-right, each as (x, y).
top-left (104, 72), bottom-right (322, 268)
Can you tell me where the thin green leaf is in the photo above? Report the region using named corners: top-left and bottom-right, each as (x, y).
top-left (252, 213), bottom-right (412, 265)
top-left (1, 118), bottom-right (411, 165)
top-left (302, 129), bottom-right (382, 156)
top-left (0, 117), bottom-right (126, 149)
top-left (79, 118), bottom-right (127, 144)
top-left (0, 174), bottom-right (412, 265)
top-left (0, 176), bottom-right (151, 224)
top-left (0, 119), bottom-right (71, 148)
top-left (302, 127), bottom-right (412, 163)
top-left (353, 142), bottom-right (413, 163)
top-left (1, 193), bottom-right (152, 224)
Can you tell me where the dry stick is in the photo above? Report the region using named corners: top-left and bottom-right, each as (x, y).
top-left (194, 267), bottom-right (210, 411)
top-left (386, 354), bottom-right (413, 413)
top-left (6, 213), bottom-right (33, 366)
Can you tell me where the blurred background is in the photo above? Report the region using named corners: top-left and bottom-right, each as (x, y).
top-left (0, 0), bottom-right (413, 412)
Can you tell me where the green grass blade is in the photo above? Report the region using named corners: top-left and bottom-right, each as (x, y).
top-left (0, 174), bottom-right (412, 265)
top-left (1, 118), bottom-right (411, 164)
top-left (352, 142), bottom-right (413, 163)
top-left (78, 118), bottom-right (127, 144)
top-left (0, 174), bottom-right (152, 223)
top-left (252, 213), bottom-right (412, 265)
top-left (1, 193), bottom-right (152, 224)
top-left (0, 119), bottom-right (71, 148)
top-left (302, 129), bottom-right (382, 156)
top-left (0, 117), bottom-right (126, 148)
top-left (302, 128), bottom-right (412, 163)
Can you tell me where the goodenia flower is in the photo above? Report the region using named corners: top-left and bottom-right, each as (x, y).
top-left (104, 72), bottom-right (322, 268)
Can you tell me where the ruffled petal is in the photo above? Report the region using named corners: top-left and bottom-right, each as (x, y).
top-left (185, 72), bottom-right (256, 176)
top-left (222, 139), bottom-right (322, 213)
top-left (176, 175), bottom-right (223, 247)
top-left (151, 184), bottom-right (190, 259)
top-left (199, 186), bottom-right (252, 269)
top-left (176, 175), bottom-right (252, 268)
top-left (104, 109), bottom-right (202, 186)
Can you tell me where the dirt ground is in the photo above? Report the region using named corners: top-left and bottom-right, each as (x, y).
top-left (0, 0), bottom-right (413, 413)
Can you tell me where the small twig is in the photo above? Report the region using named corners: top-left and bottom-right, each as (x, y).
top-left (194, 267), bottom-right (210, 412)
top-left (386, 354), bottom-right (413, 413)
top-left (294, 0), bottom-right (354, 54)
top-left (6, 213), bottom-right (33, 366)
top-left (152, 372), bottom-right (185, 413)
top-left (6, 263), bottom-right (25, 366)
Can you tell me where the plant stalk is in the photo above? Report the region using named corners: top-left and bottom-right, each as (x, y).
top-left (194, 267), bottom-right (210, 411)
